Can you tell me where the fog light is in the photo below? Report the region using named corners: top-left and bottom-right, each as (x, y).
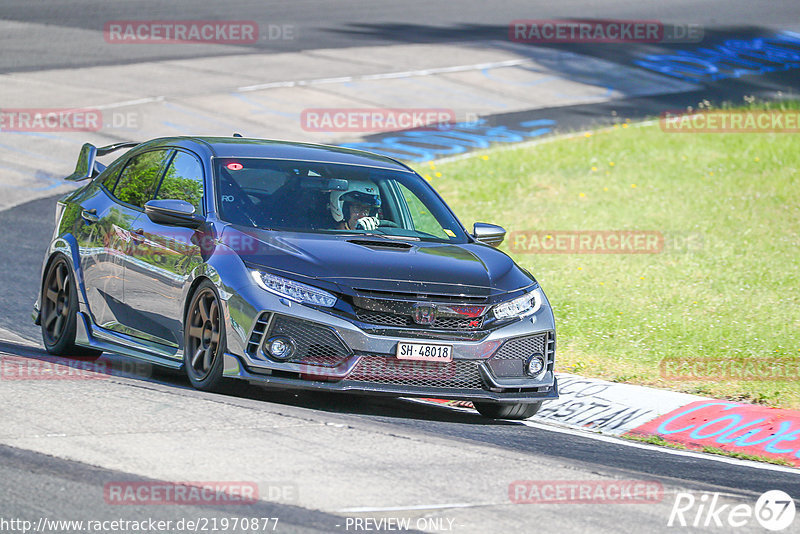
top-left (526, 354), bottom-right (546, 377)
top-left (266, 336), bottom-right (294, 361)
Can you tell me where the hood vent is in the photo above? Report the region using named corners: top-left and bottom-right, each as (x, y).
top-left (348, 239), bottom-right (413, 250)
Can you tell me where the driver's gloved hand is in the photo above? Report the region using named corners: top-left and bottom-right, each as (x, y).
top-left (355, 216), bottom-right (379, 230)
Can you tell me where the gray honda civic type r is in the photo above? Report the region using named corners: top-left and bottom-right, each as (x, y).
top-left (33, 136), bottom-right (558, 419)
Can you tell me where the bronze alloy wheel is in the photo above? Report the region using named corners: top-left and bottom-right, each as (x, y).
top-left (40, 255), bottom-right (101, 358)
top-left (184, 281), bottom-right (227, 391)
top-left (41, 259), bottom-right (72, 346)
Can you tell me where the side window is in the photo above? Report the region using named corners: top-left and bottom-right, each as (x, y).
top-left (100, 167), bottom-right (121, 191)
top-left (112, 150), bottom-right (171, 209)
top-left (155, 151), bottom-right (205, 212)
top-left (398, 183), bottom-right (449, 239)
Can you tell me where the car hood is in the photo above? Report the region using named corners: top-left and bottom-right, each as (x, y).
top-left (222, 226), bottom-right (536, 299)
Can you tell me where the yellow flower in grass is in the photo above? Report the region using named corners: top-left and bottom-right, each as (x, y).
top-left (423, 174), bottom-right (432, 181)
top-left (579, 192), bottom-right (586, 198)
top-left (631, 184), bottom-right (637, 188)
top-left (481, 155), bottom-right (489, 161)
top-left (435, 172), bottom-right (442, 178)
top-left (591, 166), bottom-right (598, 172)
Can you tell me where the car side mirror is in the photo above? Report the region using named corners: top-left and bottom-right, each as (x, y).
top-left (473, 222), bottom-right (506, 247)
top-left (144, 199), bottom-right (204, 228)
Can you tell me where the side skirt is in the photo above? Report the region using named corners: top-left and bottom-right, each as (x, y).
top-left (74, 312), bottom-right (183, 370)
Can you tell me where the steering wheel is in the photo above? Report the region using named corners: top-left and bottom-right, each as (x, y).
top-left (377, 219), bottom-right (399, 228)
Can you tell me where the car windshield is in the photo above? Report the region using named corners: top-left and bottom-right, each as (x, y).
top-left (213, 157), bottom-right (468, 243)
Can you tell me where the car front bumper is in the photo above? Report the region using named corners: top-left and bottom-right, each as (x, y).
top-left (222, 284), bottom-right (558, 404)
top-left (222, 349), bottom-right (558, 402)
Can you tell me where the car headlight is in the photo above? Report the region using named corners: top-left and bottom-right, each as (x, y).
top-left (251, 271), bottom-right (337, 308)
top-left (493, 287), bottom-right (543, 320)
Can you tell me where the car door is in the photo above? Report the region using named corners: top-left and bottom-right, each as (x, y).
top-left (123, 149), bottom-right (206, 347)
top-left (72, 162), bottom-right (132, 332)
top-left (81, 148), bottom-right (172, 335)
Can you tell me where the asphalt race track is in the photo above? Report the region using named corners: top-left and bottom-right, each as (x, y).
top-left (2, 0), bottom-right (799, 72)
top-left (1, 2), bottom-right (799, 533)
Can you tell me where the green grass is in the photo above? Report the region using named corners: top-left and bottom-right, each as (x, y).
top-left (623, 434), bottom-right (794, 466)
top-left (413, 102), bottom-right (800, 409)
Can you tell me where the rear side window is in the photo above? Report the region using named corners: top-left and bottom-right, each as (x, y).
top-left (100, 166), bottom-right (121, 191)
top-left (111, 149), bottom-right (171, 209)
top-left (155, 151), bottom-right (205, 213)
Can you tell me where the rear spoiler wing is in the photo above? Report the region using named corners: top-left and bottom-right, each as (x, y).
top-left (65, 141), bottom-right (139, 181)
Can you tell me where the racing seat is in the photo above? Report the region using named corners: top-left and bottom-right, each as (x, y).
top-left (217, 168), bottom-right (259, 227)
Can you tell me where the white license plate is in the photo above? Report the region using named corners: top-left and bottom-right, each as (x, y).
top-left (396, 342), bottom-right (453, 362)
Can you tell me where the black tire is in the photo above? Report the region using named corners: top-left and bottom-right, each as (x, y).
top-left (40, 255), bottom-right (102, 359)
top-left (473, 401), bottom-right (542, 420)
top-left (183, 280), bottom-right (229, 392)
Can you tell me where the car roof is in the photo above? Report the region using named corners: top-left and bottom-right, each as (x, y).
top-left (135, 136), bottom-right (412, 172)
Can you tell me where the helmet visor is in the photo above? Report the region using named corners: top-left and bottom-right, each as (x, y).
top-left (342, 191), bottom-right (381, 208)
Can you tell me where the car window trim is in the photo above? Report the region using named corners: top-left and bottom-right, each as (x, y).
top-left (97, 166), bottom-right (122, 196)
top-left (106, 148), bottom-right (174, 213)
top-left (152, 148), bottom-right (206, 216)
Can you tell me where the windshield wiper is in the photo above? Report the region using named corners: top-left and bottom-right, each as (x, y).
top-left (374, 234), bottom-right (420, 241)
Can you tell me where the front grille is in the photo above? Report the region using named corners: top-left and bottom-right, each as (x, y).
top-left (487, 332), bottom-right (555, 378)
top-left (354, 288), bottom-right (489, 304)
top-left (249, 314), bottom-right (351, 367)
top-left (354, 309), bottom-right (484, 330)
top-left (493, 333), bottom-right (548, 360)
top-left (346, 355), bottom-right (484, 390)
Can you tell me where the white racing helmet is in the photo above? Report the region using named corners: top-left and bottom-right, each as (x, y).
top-left (329, 180), bottom-right (381, 223)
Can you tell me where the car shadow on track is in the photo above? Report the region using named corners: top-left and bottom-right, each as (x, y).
top-left (231, 385), bottom-right (517, 426)
top-left (0, 339), bottom-right (514, 426)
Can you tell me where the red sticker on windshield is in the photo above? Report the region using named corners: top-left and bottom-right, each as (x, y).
top-left (226, 162), bottom-right (243, 171)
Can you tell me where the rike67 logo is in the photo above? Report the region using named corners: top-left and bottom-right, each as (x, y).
top-left (669, 490), bottom-right (795, 530)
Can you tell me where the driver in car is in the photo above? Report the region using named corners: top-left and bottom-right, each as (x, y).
top-left (329, 181), bottom-right (382, 231)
